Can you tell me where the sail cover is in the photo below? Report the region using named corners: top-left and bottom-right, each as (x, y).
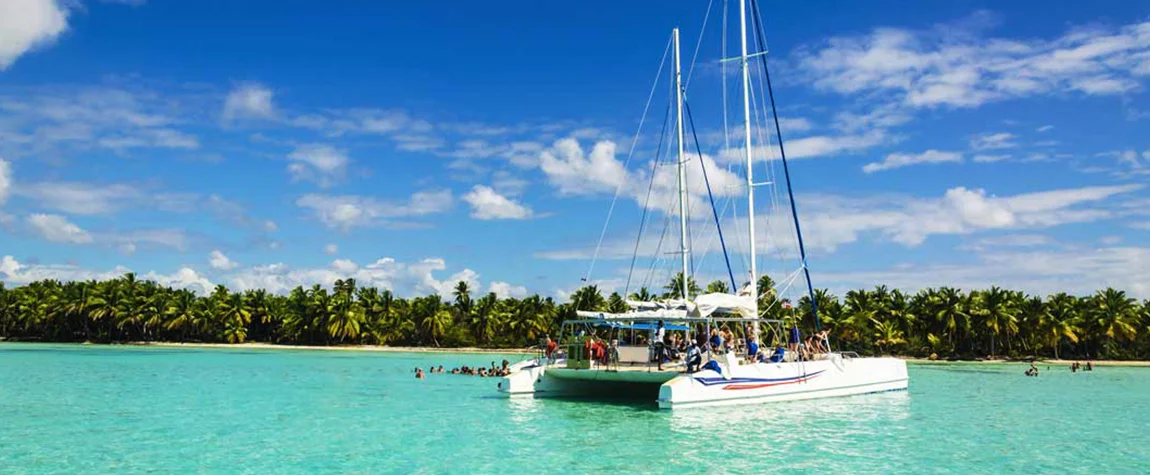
top-left (691, 292), bottom-right (756, 319)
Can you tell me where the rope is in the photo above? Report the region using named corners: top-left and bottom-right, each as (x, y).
top-left (750, 0), bottom-right (820, 331)
top-left (585, 35), bottom-right (673, 284)
top-left (684, 100), bottom-right (737, 292)
top-left (625, 101), bottom-right (673, 296)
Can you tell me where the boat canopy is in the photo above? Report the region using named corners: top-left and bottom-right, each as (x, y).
top-left (576, 292), bottom-right (757, 321)
top-left (590, 321), bottom-right (691, 331)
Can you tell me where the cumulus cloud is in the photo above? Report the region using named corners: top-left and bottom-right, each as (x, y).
top-left (462, 185), bottom-right (534, 220)
top-left (144, 268), bottom-right (215, 294)
top-left (27, 213), bottom-right (92, 244)
top-left (286, 143), bottom-right (349, 187)
top-left (793, 15), bottom-right (1150, 109)
top-left (489, 281), bottom-right (529, 299)
top-left (817, 246), bottom-right (1150, 299)
top-left (295, 189), bottom-right (453, 230)
top-left (324, 243), bottom-right (339, 254)
top-left (538, 183), bottom-right (1143, 259)
top-left (863, 149), bottom-right (962, 173)
top-left (208, 250), bottom-right (238, 271)
top-left (227, 256), bottom-right (488, 298)
top-left (222, 82), bottom-right (275, 121)
top-left (536, 138), bottom-right (743, 217)
top-left (538, 138), bottom-right (627, 196)
top-left (0, 255), bottom-right (130, 286)
top-left (0, 0), bottom-right (68, 70)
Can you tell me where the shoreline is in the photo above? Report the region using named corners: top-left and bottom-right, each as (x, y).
top-left (4, 341), bottom-right (1149, 366)
top-left (129, 341), bottom-right (536, 354)
top-left (901, 357), bottom-right (1150, 367)
top-left (0, 340), bottom-right (534, 355)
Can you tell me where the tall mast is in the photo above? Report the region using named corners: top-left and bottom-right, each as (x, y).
top-left (739, 0), bottom-right (758, 313)
top-left (673, 28), bottom-right (690, 301)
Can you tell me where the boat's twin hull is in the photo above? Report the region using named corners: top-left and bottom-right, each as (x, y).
top-left (498, 355), bottom-right (908, 409)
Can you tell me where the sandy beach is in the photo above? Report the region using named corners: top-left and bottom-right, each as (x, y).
top-left (902, 357), bottom-right (1150, 367)
top-left (118, 341), bottom-right (535, 355)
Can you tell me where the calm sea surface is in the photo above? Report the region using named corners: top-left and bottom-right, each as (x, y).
top-left (1, 343), bottom-right (1147, 474)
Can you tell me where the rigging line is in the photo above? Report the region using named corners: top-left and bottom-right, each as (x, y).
top-left (750, 0), bottom-right (820, 331)
top-left (624, 101), bottom-right (673, 297)
top-left (643, 192), bottom-right (677, 292)
top-left (684, 100), bottom-right (738, 292)
top-left (585, 35), bottom-right (673, 285)
top-left (684, 0), bottom-right (715, 90)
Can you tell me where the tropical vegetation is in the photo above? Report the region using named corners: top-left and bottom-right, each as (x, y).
top-left (1, 273), bottom-right (1149, 360)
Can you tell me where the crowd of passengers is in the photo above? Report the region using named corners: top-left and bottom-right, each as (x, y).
top-left (544, 321), bottom-right (832, 372)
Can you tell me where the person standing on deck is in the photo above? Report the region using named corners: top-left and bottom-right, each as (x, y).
top-left (788, 324), bottom-right (801, 357)
top-left (653, 321), bottom-right (667, 370)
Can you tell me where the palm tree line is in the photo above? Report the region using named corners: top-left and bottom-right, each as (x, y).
top-left (1, 272), bottom-right (1148, 360)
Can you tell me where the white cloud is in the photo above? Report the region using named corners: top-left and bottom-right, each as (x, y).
top-left (0, 158), bottom-right (10, 205)
top-left (227, 256), bottom-right (487, 298)
top-left (222, 82), bottom-right (275, 121)
top-left (970, 132), bottom-right (1018, 151)
top-left (0, 255), bottom-right (130, 286)
top-left (27, 213), bottom-right (92, 244)
top-left (973, 154), bottom-right (1011, 163)
top-left (818, 246), bottom-right (1150, 299)
top-left (960, 233), bottom-right (1052, 251)
top-left (208, 250), bottom-right (238, 271)
top-left (144, 268), bottom-right (215, 294)
top-left (539, 184), bottom-right (1143, 259)
top-left (489, 281), bottom-right (529, 299)
top-left (331, 259), bottom-right (358, 273)
top-left (538, 138), bottom-right (627, 196)
top-left (324, 243), bottom-right (338, 254)
top-left (863, 149), bottom-right (962, 173)
top-left (296, 189), bottom-right (453, 230)
top-left (13, 181), bottom-right (140, 215)
top-left (1037, 125), bottom-right (1055, 133)
top-left (794, 16), bottom-right (1150, 109)
top-left (462, 185), bottom-right (534, 220)
top-left (0, 0), bottom-right (68, 70)
top-left (286, 144), bottom-right (349, 187)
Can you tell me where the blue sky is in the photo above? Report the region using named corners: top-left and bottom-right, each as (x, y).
top-left (1, 0), bottom-right (1149, 300)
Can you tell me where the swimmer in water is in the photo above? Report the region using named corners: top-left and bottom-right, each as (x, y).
top-left (415, 368), bottom-right (425, 379)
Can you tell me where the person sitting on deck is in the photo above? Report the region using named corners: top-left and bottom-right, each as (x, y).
top-left (709, 328), bottom-right (723, 355)
top-left (686, 341), bottom-right (702, 373)
top-left (720, 326), bottom-right (734, 352)
top-left (746, 337), bottom-right (760, 363)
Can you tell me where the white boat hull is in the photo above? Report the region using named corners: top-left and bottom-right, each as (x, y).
top-left (498, 354), bottom-right (908, 409)
top-left (658, 355), bottom-right (907, 409)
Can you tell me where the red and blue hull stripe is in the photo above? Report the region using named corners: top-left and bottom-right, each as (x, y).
top-left (693, 370), bottom-right (825, 390)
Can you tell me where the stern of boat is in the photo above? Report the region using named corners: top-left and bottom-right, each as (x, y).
top-left (497, 358), bottom-right (549, 397)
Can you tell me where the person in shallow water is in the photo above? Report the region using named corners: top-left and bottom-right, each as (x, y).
top-left (415, 368), bottom-right (425, 379)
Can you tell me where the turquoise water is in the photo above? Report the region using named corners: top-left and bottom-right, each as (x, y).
top-left (1, 344), bottom-right (1148, 474)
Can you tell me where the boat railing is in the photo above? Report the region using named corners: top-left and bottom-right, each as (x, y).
top-left (837, 351), bottom-right (860, 360)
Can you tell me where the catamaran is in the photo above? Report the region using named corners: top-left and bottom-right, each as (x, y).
top-left (498, 0), bottom-right (907, 409)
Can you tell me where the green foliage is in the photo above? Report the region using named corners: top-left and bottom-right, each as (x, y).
top-left (0, 275), bottom-right (1147, 359)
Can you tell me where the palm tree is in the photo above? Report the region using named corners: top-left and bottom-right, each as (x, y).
top-left (705, 280), bottom-right (730, 294)
top-left (1087, 288), bottom-right (1140, 358)
top-left (627, 287), bottom-right (654, 302)
top-left (1043, 293), bottom-right (1082, 360)
top-left (663, 272), bottom-right (700, 300)
top-left (972, 286), bottom-right (1018, 357)
top-left (606, 292), bottom-right (628, 313)
top-left (452, 281), bottom-right (473, 321)
top-left (570, 285), bottom-right (605, 312)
